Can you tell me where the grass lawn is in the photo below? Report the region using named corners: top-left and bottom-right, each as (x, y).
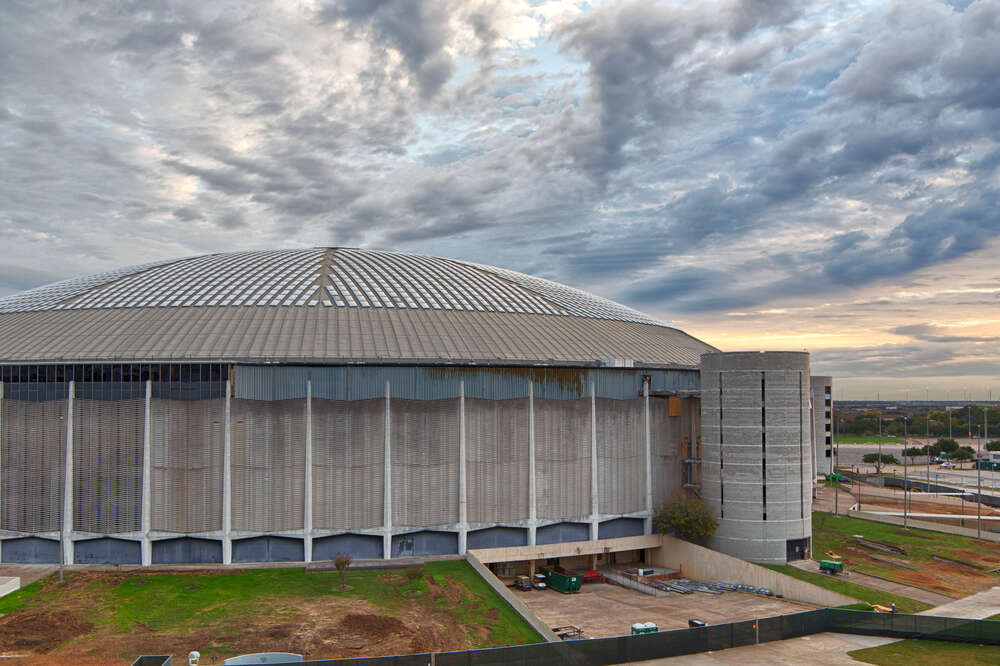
top-left (835, 437), bottom-right (902, 444)
top-left (762, 564), bottom-right (930, 612)
top-left (811, 511), bottom-right (999, 586)
top-left (0, 561), bottom-right (543, 663)
top-left (848, 640), bottom-right (1000, 665)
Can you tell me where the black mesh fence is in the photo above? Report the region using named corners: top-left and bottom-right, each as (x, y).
top-left (828, 610), bottom-right (1000, 645)
top-left (133, 609), bottom-right (1000, 666)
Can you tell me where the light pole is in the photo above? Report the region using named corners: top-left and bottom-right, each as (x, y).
top-left (926, 408), bottom-right (931, 488)
top-left (903, 416), bottom-right (909, 529)
top-left (978, 416), bottom-right (983, 539)
top-left (877, 414), bottom-right (883, 475)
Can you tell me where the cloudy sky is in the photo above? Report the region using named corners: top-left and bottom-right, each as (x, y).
top-left (2, 0), bottom-right (999, 399)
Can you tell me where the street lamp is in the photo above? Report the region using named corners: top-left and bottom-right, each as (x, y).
top-left (903, 416), bottom-right (910, 529)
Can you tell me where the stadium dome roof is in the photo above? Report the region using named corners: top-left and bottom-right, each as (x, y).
top-left (0, 248), bottom-right (715, 367)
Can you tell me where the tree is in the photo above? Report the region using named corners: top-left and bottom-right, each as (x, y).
top-left (333, 552), bottom-right (352, 589)
top-left (987, 440), bottom-right (1000, 452)
top-left (653, 496), bottom-right (718, 541)
top-left (951, 447), bottom-right (974, 462)
top-left (863, 453), bottom-right (899, 467)
top-left (903, 446), bottom-right (927, 458)
top-left (935, 438), bottom-right (959, 454)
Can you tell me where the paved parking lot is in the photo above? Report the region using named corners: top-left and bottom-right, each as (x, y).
top-left (512, 583), bottom-right (819, 638)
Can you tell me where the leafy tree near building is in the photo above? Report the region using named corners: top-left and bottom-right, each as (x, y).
top-left (653, 496), bottom-right (718, 541)
top-left (987, 440), bottom-right (1000, 452)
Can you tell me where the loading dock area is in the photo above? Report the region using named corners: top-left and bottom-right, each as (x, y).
top-left (511, 582), bottom-right (819, 639)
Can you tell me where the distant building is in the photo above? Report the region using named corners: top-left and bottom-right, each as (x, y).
top-left (812, 377), bottom-right (834, 477)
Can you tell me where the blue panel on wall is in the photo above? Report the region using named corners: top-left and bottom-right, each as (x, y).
top-left (466, 527), bottom-right (528, 550)
top-left (1, 537), bottom-right (60, 563)
top-left (234, 365), bottom-right (700, 401)
top-left (536, 522), bottom-right (589, 545)
top-left (74, 537), bottom-right (141, 564)
top-left (598, 518), bottom-right (645, 540)
top-left (232, 536), bottom-right (304, 563)
top-left (151, 537), bottom-right (223, 564)
top-left (391, 531), bottom-right (458, 557)
top-left (313, 534), bottom-right (383, 560)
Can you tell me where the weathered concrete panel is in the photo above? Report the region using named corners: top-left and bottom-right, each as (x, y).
top-left (151, 537), bottom-right (223, 564)
top-left (391, 531), bottom-right (458, 557)
top-left (232, 536), bottom-right (304, 563)
top-left (1, 536), bottom-right (60, 563)
top-left (312, 534), bottom-right (383, 560)
top-left (74, 537), bottom-right (141, 564)
top-left (598, 518), bottom-right (644, 539)
top-left (535, 522), bottom-right (590, 545)
top-left (466, 527), bottom-right (528, 550)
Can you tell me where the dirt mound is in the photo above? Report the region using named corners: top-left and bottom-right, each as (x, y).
top-left (0, 610), bottom-right (93, 652)
top-left (339, 613), bottom-right (407, 636)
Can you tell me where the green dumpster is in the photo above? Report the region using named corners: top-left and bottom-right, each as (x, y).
top-left (819, 559), bottom-right (844, 574)
top-left (542, 568), bottom-right (582, 593)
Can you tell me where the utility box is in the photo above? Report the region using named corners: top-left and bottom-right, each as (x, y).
top-left (668, 396), bottom-right (682, 417)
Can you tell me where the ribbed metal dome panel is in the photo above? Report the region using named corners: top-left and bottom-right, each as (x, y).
top-left (0, 248), bottom-right (716, 367)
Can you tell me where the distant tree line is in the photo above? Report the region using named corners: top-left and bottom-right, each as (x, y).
top-left (836, 405), bottom-right (1000, 438)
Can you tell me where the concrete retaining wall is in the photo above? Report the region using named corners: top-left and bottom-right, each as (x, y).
top-left (464, 553), bottom-right (558, 642)
top-left (650, 534), bottom-right (856, 607)
top-left (0, 577), bottom-right (19, 598)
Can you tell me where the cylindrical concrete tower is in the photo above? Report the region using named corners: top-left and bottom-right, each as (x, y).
top-left (699, 352), bottom-right (812, 563)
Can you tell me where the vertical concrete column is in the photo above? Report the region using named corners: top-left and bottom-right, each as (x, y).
top-left (643, 378), bottom-right (652, 534)
top-left (383, 379), bottom-right (392, 560)
top-left (304, 379), bottom-right (313, 563)
top-left (458, 380), bottom-right (468, 554)
top-left (222, 379), bottom-right (232, 565)
top-left (141, 379), bottom-right (153, 566)
top-left (528, 381), bottom-right (537, 546)
top-left (62, 380), bottom-right (75, 566)
top-left (590, 381), bottom-right (599, 541)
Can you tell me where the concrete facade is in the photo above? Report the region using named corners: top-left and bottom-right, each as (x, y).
top-left (700, 352), bottom-right (813, 563)
top-left (811, 376), bottom-right (834, 477)
top-left (1, 367), bottom-right (698, 565)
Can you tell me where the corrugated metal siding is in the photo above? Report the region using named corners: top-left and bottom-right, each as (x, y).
top-left (150, 398), bottom-right (225, 533)
top-left (535, 398), bottom-right (591, 520)
top-left (466, 398), bottom-right (530, 525)
top-left (1, 396), bottom-right (66, 533)
top-left (230, 399), bottom-right (306, 532)
top-left (596, 398), bottom-right (645, 515)
top-left (311, 398), bottom-right (385, 530)
top-left (72, 399), bottom-right (144, 534)
top-left (391, 398), bottom-right (460, 529)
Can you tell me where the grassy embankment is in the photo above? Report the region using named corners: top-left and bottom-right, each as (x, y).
top-left (834, 437), bottom-right (903, 444)
top-left (762, 564), bottom-right (930, 612)
top-left (0, 561), bottom-right (543, 661)
top-left (811, 511), bottom-right (998, 587)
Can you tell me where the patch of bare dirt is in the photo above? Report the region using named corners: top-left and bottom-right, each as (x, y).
top-left (0, 610), bottom-right (93, 652)
top-left (0, 571), bottom-right (492, 665)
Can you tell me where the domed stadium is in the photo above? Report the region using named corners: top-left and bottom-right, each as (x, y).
top-left (0, 248), bottom-right (821, 566)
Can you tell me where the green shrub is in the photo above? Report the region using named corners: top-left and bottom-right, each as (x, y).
top-left (653, 496), bottom-right (718, 541)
